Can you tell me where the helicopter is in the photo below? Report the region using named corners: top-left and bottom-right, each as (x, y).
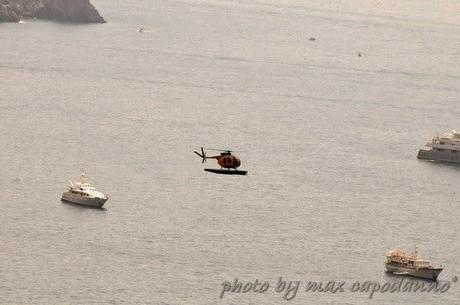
top-left (194, 147), bottom-right (248, 175)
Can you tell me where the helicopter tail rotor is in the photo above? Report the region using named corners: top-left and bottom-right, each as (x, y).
top-left (194, 147), bottom-right (207, 163)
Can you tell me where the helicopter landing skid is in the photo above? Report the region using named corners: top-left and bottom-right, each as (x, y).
top-left (204, 168), bottom-right (247, 175)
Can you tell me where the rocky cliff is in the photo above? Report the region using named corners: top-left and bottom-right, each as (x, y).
top-left (0, 0), bottom-right (105, 23)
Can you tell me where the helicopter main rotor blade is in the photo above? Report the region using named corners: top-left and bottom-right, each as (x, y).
top-left (204, 148), bottom-right (246, 153)
top-left (204, 148), bottom-right (232, 152)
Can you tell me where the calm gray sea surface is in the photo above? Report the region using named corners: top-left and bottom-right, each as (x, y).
top-left (1, 1), bottom-right (460, 304)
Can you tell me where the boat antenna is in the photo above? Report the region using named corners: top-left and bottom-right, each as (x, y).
top-left (80, 170), bottom-right (89, 184)
top-left (413, 245), bottom-right (419, 259)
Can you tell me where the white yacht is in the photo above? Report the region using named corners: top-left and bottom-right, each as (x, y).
top-left (417, 130), bottom-right (460, 163)
top-left (61, 173), bottom-right (108, 208)
top-left (385, 246), bottom-right (443, 280)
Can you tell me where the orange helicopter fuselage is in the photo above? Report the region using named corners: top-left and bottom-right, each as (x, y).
top-left (214, 154), bottom-right (241, 169)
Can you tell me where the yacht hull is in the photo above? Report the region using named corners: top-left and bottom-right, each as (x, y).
top-left (417, 149), bottom-right (460, 163)
top-left (61, 192), bottom-right (108, 208)
top-left (385, 263), bottom-right (442, 280)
